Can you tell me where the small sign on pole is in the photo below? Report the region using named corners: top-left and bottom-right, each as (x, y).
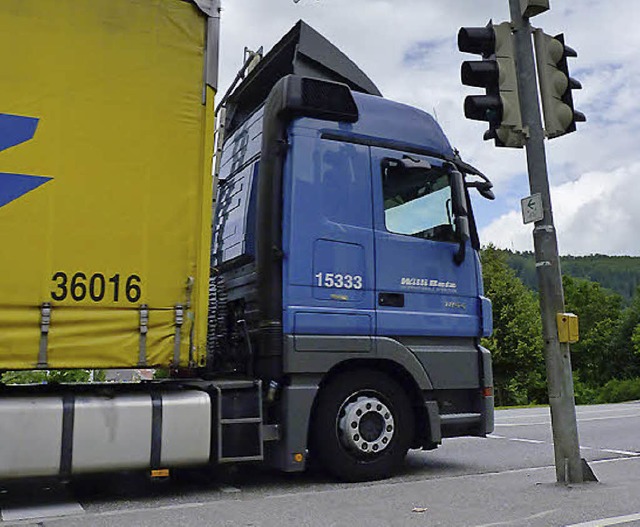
top-left (521, 193), bottom-right (543, 224)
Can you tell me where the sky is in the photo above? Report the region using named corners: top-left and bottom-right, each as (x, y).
top-left (216, 0), bottom-right (640, 256)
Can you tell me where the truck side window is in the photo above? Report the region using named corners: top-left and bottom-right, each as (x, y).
top-left (315, 143), bottom-right (369, 226)
top-left (382, 160), bottom-right (456, 243)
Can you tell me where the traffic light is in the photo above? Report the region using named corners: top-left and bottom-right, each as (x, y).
top-left (458, 21), bottom-right (525, 148)
top-left (534, 30), bottom-right (586, 139)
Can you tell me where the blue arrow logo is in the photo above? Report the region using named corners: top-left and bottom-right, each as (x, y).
top-left (0, 113), bottom-right (52, 208)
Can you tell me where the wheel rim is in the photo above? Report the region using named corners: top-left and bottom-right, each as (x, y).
top-left (337, 394), bottom-right (395, 456)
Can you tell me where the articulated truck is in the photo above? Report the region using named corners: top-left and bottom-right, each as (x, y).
top-left (0, 0), bottom-right (494, 482)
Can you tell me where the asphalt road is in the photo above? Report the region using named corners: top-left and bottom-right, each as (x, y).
top-left (1, 402), bottom-right (640, 526)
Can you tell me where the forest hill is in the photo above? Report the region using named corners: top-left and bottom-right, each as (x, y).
top-left (481, 247), bottom-right (640, 406)
top-left (503, 250), bottom-right (640, 302)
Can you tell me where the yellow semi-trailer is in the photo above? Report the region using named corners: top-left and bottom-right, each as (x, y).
top-left (0, 0), bottom-right (225, 480)
top-left (0, 0), bottom-right (217, 370)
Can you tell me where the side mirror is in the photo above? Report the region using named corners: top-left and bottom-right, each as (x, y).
top-left (449, 167), bottom-right (470, 265)
top-left (467, 180), bottom-right (495, 200)
top-left (479, 186), bottom-right (495, 200)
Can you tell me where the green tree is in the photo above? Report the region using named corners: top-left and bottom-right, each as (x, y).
top-left (611, 287), bottom-right (640, 380)
top-left (631, 324), bottom-right (640, 356)
top-left (481, 246), bottom-right (545, 406)
top-left (562, 275), bottom-right (624, 386)
top-left (503, 250), bottom-right (640, 303)
top-left (1, 369), bottom-right (105, 385)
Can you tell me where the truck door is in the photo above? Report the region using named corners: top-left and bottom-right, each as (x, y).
top-left (283, 134), bottom-right (375, 338)
top-left (370, 147), bottom-right (481, 337)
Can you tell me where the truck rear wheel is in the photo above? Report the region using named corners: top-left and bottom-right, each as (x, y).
top-left (311, 369), bottom-right (414, 482)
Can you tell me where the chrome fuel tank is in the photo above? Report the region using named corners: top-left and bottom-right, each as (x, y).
top-left (0, 390), bottom-right (211, 479)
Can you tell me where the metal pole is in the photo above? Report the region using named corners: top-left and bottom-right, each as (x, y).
top-left (507, 0), bottom-right (586, 484)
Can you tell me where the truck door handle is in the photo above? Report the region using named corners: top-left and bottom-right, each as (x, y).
top-left (378, 293), bottom-right (404, 308)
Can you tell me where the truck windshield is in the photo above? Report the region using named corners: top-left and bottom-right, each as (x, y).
top-left (382, 162), bottom-right (455, 243)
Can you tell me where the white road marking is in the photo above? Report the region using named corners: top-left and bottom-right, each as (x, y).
top-left (601, 449), bottom-right (640, 456)
top-left (576, 408), bottom-right (640, 416)
top-left (564, 512), bottom-right (640, 527)
top-left (1, 500), bottom-right (84, 521)
top-left (496, 407), bottom-right (640, 424)
top-left (509, 437), bottom-right (546, 444)
top-left (494, 422), bottom-right (550, 427)
top-left (488, 433), bottom-right (544, 444)
top-left (489, 434), bottom-right (640, 457)
top-left (592, 456), bottom-right (640, 466)
top-left (579, 414), bottom-right (640, 423)
top-left (8, 487), bottom-right (241, 524)
top-left (496, 412), bottom-right (551, 420)
top-left (34, 501), bottom-right (208, 522)
top-left (475, 509), bottom-right (558, 527)
top-left (581, 446), bottom-right (640, 457)
top-left (496, 413), bottom-right (640, 427)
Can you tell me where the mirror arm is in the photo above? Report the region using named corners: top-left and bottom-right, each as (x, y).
top-left (454, 216), bottom-right (470, 265)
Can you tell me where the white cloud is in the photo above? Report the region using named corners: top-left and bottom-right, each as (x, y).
top-left (481, 163), bottom-right (640, 256)
top-left (218, 0), bottom-right (640, 255)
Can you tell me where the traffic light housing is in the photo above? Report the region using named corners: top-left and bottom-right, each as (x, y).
top-left (458, 21), bottom-right (525, 148)
top-left (534, 30), bottom-right (586, 139)
top-left (520, 0), bottom-right (549, 18)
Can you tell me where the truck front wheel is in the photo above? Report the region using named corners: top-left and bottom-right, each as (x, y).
top-left (310, 369), bottom-right (414, 482)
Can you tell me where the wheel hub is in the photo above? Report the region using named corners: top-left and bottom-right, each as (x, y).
top-left (338, 395), bottom-right (395, 455)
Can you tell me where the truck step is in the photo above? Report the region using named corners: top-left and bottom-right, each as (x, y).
top-left (213, 380), bottom-right (264, 463)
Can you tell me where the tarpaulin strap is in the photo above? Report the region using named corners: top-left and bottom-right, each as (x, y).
top-left (150, 392), bottom-right (163, 470)
top-left (138, 305), bottom-right (149, 367)
top-left (60, 394), bottom-right (75, 478)
top-left (173, 305), bottom-right (184, 367)
top-left (38, 303), bottom-right (51, 367)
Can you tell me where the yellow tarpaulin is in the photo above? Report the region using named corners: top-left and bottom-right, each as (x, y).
top-left (0, 0), bottom-right (214, 369)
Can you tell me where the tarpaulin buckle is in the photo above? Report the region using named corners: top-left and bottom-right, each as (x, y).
top-left (37, 302), bottom-right (52, 368)
top-left (172, 305), bottom-right (184, 368)
top-left (138, 304), bottom-right (149, 367)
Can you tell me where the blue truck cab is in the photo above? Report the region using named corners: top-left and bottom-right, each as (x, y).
top-left (211, 21), bottom-right (494, 481)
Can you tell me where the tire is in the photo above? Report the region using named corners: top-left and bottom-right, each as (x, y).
top-left (310, 369), bottom-right (414, 482)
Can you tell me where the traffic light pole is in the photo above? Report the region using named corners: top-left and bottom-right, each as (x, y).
top-left (507, 0), bottom-right (592, 484)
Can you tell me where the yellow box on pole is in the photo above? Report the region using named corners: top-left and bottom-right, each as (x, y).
top-left (557, 313), bottom-right (579, 344)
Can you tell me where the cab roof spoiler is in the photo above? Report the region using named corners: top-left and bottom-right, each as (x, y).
top-left (224, 20), bottom-right (381, 137)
